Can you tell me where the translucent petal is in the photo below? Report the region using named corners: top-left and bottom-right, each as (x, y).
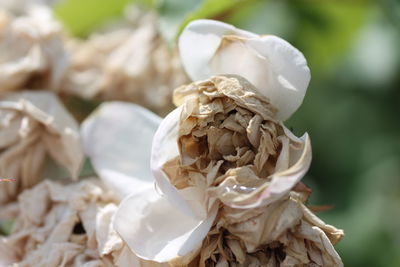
top-left (179, 19), bottom-right (311, 120)
top-left (179, 19), bottom-right (255, 82)
top-left (150, 106), bottom-right (205, 217)
top-left (81, 102), bottom-right (161, 199)
top-left (114, 187), bottom-right (218, 262)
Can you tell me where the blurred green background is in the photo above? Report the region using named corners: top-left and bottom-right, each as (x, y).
top-left (54, 0), bottom-right (400, 266)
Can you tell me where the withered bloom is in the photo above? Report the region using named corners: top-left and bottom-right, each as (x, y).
top-left (80, 19), bottom-right (344, 267)
top-left (196, 192), bottom-right (343, 267)
top-left (170, 75), bottom-right (310, 210)
top-left (0, 7), bottom-right (68, 93)
top-left (61, 11), bottom-right (188, 114)
top-left (0, 91), bottom-right (83, 204)
top-left (0, 179), bottom-right (169, 267)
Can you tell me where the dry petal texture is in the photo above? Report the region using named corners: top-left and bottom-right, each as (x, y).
top-left (114, 75), bottom-right (318, 265)
top-left (0, 7), bottom-right (68, 92)
top-left (0, 91), bottom-right (83, 204)
top-left (194, 190), bottom-right (343, 267)
top-left (86, 19), bottom-right (343, 267)
top-left (170, 75), bottom-right (311, 211)
top-left (0, 179), bottom-right (167, 267)
top-left (179, 19), bottom-right (311, 121)
top-left (61, 11), bottom-right (188, 114)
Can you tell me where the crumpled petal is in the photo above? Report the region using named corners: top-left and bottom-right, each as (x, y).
top-left (81, 102), bottom-right (161, 199)
top-left (114, 186), bottom-right (218, 263)
top-left (61, 10), bottom-right (188, 114)
top-left (0, 179), bottom-right (118, 267)
top-left (196, 192), bottom-right (344, 267)
top-left (160, 75), bottom-right (311, 211)
top-left (221, 129), bottom-right (312, 209)
top-left (0, 91), bottom-right (83, 204)
top-left (0, 7), bottom-right (68, 92)
top-left (179, 19), bottom-right (310, 120)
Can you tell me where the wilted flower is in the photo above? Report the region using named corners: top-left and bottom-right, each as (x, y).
top-left (0, 179), bottom-right (161, 267)
top-left (81, 19), bottom-right (343, 266)
top-left (0, 7), bottom-right (68, 93)
top-left (61, 11), bottom-right (188, 114)
top-left (195, 191), bottom-right (343, 266)
top-left (0, 91), bottom-right (83, 204)
top-left (0, 0), bottom-right (61, 15)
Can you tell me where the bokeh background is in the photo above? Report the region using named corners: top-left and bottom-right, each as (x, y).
top-left (53, 0), bottom-right (400, 266)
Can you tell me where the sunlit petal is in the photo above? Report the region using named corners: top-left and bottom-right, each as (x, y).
top-left (114, 187), bottom-right (218, 263)
top-left (81, 102), bottom-right (161, 199)
top-left (179, 19), bottom-right (311, 120)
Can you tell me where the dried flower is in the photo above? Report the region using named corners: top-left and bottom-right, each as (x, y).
top-left (61, 12), bottom-right (188, 114)
top-left (81, 19), bottom-right (343, 267)
top-left (0, 0), bottom-right (61, 15)
top-left (0, 7), bottom-right (68, 93)
top-left (0, 91), bottom-right (83, 204)
top-left (195, 191), bottom-right (343, 267)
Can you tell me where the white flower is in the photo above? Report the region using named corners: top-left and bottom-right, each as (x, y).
top-left (82, 19), bottom-right (313, 264)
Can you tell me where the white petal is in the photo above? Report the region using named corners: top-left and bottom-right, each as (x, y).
top-left (81, 102), bottom-right (161, 199)
top-left (179, 19), bottom-right (255, 82)
top-left (245, 36), bottom-right (311, 120)
top-left (179, 19), bottom-right (311, 120)
top-left (114, 187), bottom-right (218, 263)
top-left (151, 106), bottom-right (203, 218)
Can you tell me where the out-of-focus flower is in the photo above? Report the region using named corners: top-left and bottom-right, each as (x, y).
top-left (0, 91), bottom-right (83, 204)
top-left (61, 11), bottom-right (188, 114)
top-left (81, 19), bottom-right (342, 266)
top-left (0, 0), bottom-right (62, 15)
top-left (0, 7), bottom-right (68, 93)
top-left (0, 179), bottom-right (167, 267)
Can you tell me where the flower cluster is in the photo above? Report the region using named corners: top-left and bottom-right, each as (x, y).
top-left (0, 3), bottom-right (344, 266)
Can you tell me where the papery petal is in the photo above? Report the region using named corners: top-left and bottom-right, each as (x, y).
top-left (0, 91), bottom-right (83, 178)
top-left (114, 187), bottom-right (218, 263)
top-left (81, 102), bottom-right (161, 199)
top-left (229, 129), bottom-right (312, 209)
top-left (179, 19), bottom-right (311, 120)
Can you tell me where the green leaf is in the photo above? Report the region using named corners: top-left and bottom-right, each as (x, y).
top-left (157, 0), bottom-right (202, 44)
top-left (0, 219), bottom-right (14, 236)
top-left (177, 0), bottom-right (253, 35)
top-left (54, 0), bottom-right (137, 37)
top-left (157, 0), bottom-right (253, 44)
top-left (288, 2), bottom-right (368, 75)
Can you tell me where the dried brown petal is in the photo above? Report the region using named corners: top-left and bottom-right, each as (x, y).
top-left (166, 75), bottom-right (309, 211)
top-left (193, 194), bottom-right (344, 267)
top-left (0, 179), bottom-right (170, 267)
top-left (0, 8), bottom-right (68, 92)
top-left (0, 91), bottom-right (83, 204)
top-left (61, 12), bottom-right (188, 114)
